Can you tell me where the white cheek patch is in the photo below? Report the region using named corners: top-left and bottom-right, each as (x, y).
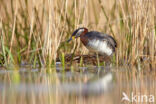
top-left (78, 29), bottom-right (84, 33)
top-left (76, 29), bottom-right (84, 36)
top-left (87, 39), bottom-right (113, 56)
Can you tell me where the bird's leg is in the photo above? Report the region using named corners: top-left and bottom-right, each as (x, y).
top-left (96, 53), bottom-right (100, 67)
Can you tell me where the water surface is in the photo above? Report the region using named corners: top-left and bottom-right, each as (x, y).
top-left (0, 66), bottom-right (155, 104)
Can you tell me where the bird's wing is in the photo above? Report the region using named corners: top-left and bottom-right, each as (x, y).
top-left (106, 35), bottom-right (117, 48)
top-left (85, 31), bottom-right (117, 48)
top-left (101, 34), bottom-right (117, 48)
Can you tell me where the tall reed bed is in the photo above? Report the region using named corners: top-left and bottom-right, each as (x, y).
top-left (0, 0), bottom-right (155, 68)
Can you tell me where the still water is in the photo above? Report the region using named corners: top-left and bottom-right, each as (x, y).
top-left (0, 65), bottom-right (155, 104)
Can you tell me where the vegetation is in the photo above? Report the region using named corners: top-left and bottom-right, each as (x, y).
top-left (0, 1), bottom-right (155, 103)
top-left (0, 0), bottom-right (155, 68)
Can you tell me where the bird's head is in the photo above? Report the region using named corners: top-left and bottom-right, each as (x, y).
top-left (67, 27), bottom-right (88, 42)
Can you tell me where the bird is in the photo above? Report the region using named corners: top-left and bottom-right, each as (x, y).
top-left (67, 27), bottom-right (117, 57)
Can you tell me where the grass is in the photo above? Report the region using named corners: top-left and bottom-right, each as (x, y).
top-left (0, 0), bottom-right (155, 68)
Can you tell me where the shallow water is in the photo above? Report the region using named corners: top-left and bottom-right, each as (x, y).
top-left (0, 66), bottom-right (155, 104)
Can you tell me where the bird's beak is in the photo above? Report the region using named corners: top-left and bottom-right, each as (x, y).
top-left (67, 36), bottom-right (75, 43)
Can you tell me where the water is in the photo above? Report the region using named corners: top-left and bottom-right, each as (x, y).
top-left (0, 66), bottom-right (155, 104)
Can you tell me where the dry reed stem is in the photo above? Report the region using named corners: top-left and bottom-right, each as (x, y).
top-left (27, 0), bottom-right (35, 59)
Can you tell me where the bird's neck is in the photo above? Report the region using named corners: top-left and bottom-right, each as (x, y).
top-left (80, 36), bottom-right (88, 46)
top-left (80, 31), bottom-right (88, 46)
top-left (79, 28), bottom-right (88, 45)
